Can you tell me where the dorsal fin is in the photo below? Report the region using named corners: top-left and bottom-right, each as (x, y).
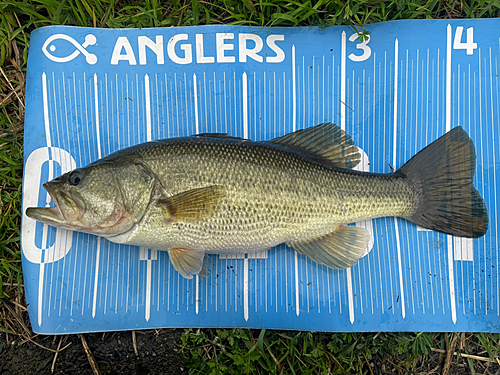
top-left (269, 123), bottom-right (361, 169)
top-left (193, 133), bottom-right (244, 140)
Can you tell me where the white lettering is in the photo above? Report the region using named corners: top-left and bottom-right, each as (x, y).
top-left (138, 36), bottom-right (164, 65)
top-left (216, 33), bottom-right (235, 63)
top-left (110, 37), bottom-right (137, 65)
top-left (266, 35), bottom-right (285, 63)
top-left (453, 26), bottom-right (477, 56)
top-left (239, 34), bottom-right (263, 63)
top-left (110, 33), bottom-right (286, 66)
top-left (196, 34), bottom-right (215, 63)
top-left (167, 34), bottom-right (192, 65)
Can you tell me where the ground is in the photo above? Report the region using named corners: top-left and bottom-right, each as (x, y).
top-left (0, 330), bottom-right (185, 375)
top-left (1, 326), bottom-right (499, 374)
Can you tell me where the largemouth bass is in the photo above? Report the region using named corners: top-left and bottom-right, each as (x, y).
top-left (26, 124), bottom-right (488, 279)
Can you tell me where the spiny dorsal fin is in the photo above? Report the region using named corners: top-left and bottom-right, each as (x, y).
top-left (269, 123), bottom-right (361, 169)
top-left (288, 225), bottom-right (369, 269)
top-left (169, 248), bottom-right (206, 279)
top-left (193, 133), bottom-right (244, 140)
top-left (158, 185), bottom-right (224, 222)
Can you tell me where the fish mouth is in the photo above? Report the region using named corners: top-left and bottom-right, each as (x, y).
top-left (25, 182), bottom-right (85, 229)
top-left (26, 206), bottom-right (65, 224)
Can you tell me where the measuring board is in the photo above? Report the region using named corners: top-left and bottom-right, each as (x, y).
top-left (22, 20), bottom-right (499, 334)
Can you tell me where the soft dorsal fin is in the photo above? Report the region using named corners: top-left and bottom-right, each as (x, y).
top-left (288, 225), bottom-right (369, 269)
top-left (270, 123), bottom-right (361, 169)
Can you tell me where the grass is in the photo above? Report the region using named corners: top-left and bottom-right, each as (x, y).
top-left (179, 329), bottom-right (500, 374)
top-left (1, 0), bottom-right (500, 373)
top-left (179, 329), bottom-right (428, 374)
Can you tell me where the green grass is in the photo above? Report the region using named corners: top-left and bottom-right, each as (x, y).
top-left (1, 0), bottom-right (500, 373)
top-left (180, 329), bottom-right (500, 374)
top-left (0, 125), bottom-right (23, 300)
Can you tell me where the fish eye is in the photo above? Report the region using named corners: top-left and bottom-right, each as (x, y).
top-left (68, 170), bottom-right (84, 186)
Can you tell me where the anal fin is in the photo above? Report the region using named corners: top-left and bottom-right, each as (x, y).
top-left (169, 248), bottom-right (206, 279)
top-left (288, 226), bottom-right (369, 269)
top-left (197, 256), bottom-right (211, 278)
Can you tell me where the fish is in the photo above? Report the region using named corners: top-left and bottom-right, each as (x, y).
top-left (26, 123), bottom-right (488, 279)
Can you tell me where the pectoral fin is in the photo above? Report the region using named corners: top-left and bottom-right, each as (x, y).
top-left (288, 226), bottom-right (369, 269)
top-left (169, 248), bottom-right (207, 279)
top-left (158, 185), bottom-right (224, 222)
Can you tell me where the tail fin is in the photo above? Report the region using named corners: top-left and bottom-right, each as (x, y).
top-left (399, 127), bottom-right (488, 238)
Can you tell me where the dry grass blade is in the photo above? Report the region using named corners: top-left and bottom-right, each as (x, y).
top-left (425, 364), bottom-right (440, 375)
top-left (442, 333), bottom-right (459, 375)
top-left (363, 352), bottom-right (375, 375)
top-left (5, 12), bottom-right (25, 116)
top-left (18, 334), bottom-right (39, 346)
top-left (459, 332), bottom-right (465, 350)
top-left (79, 334), bottom-right (102, 375)
top-left (265, 341), bottom-right (282, 372)
top-left (50, 336), bottom-right (63, 373)
top-left (431, 348), bottom-right (497, 363)
top-left (0, 87), bottom-right (21, 106)
top-left (3, 300), bottom-right (31, 337)
top-left (26, 338), bottom-right (60, 353)
top-left (10, 300), bottom-right (27, 312)
top-left (10, 329), bottom-right (69, 354)
top-left (132, 330), bottom-right (139, 356)
top-left (202, 345), bottom-right (212, 360)
top-left (0, 66), bottom-right (24, 109)
top-left (276, 332), bottom-right (294, 340)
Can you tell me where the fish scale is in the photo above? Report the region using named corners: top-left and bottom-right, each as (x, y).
top-left (121, 137), bottom-right (415, 253)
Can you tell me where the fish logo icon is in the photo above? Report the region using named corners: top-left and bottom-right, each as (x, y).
top-left (42, 34), bottom-right (97, 64)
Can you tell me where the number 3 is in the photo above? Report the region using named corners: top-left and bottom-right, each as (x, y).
top-left (348, 33), bottom-right (371, 62)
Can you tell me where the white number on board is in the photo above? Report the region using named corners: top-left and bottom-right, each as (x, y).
top-left (348, 33), bottom-right (371, 62)
top-left (453, 27), bottom-right (477, 55)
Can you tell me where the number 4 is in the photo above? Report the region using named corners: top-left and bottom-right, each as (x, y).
top-left (453, 27), bottom-right (477, 55)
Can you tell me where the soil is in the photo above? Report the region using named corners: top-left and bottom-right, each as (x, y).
top-left (0, 330), bottom-right (186, 375)
top-left (0, 295), bottom-right (498, 375)
top-left (1, 328), bottom-right (500, 375)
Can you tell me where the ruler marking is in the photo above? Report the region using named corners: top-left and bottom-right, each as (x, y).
top-left (341, 31), bottom-right (346, 131)
top-left (243, 72), bottom-right (248, 139)
top-left (292, 45), bottom-right (296, 131)
top-left (145, 74), bottom-right (151, 141)
top-left (446, 24), bottom-right (457, 323)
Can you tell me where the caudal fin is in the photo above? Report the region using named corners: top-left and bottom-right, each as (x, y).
top-left (399, 127), bottom-right (488, 238)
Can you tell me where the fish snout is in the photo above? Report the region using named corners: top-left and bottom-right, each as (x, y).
top-left (43, 182), bottom-right (84, 224)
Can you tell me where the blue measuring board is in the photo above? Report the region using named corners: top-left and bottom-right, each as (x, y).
top-left (22, 20), bottom-right (500, 334)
